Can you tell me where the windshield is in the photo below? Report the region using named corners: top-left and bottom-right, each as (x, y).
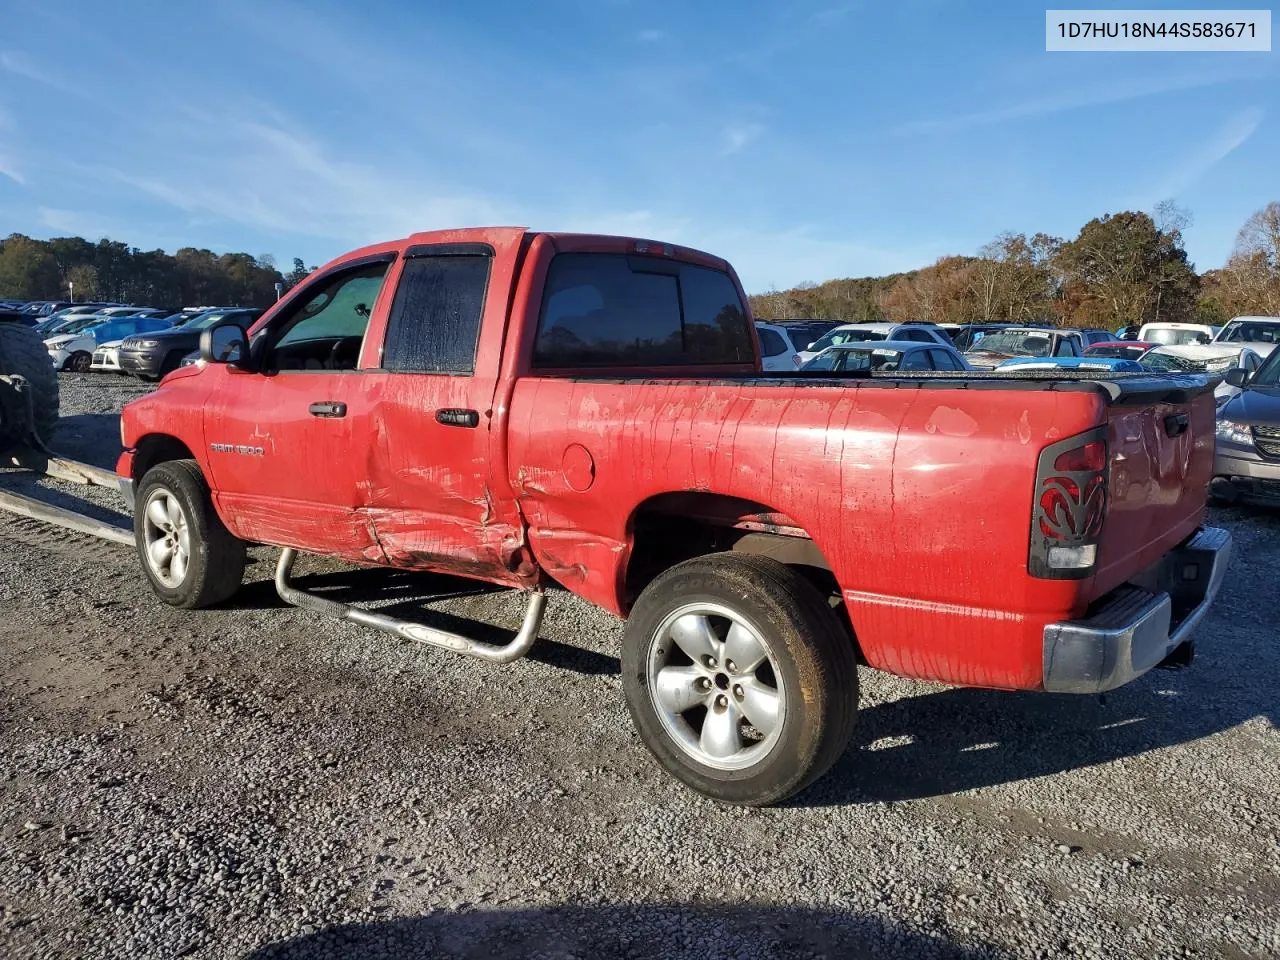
top-left (970, 330), bottom-right (1052, 357)
top-left (51, 316), bottom-right (103, 335)
top-left (188, 311), bottom-right (241, 329)
top-left (808, 328), bottom-right (888, 351)
top-left (1144, 326), bottom-right (1207, 346)
top-left (1089, 344), bottom-right (1147, 360)
top-left (804, 347), bottom-right (903, 372)
top-left (1142, 352), bottom-right (1205, 373)
top-left (1218, 320), bottom-right (1280, 344)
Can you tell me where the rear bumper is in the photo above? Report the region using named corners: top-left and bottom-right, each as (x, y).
top-left (1042, 526), bottom-right (1231, 693)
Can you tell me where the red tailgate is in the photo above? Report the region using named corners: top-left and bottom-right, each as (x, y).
top-left (1090, 388), bottom-right (1216, 600)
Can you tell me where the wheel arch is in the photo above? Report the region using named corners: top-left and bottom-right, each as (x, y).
top-left (131, 433), bottom-right (198, 484)
top-left (621, 491), bottom-right (859, 656)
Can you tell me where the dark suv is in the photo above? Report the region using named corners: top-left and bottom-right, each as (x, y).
top-left (119, 308), bottom-right (263, 380)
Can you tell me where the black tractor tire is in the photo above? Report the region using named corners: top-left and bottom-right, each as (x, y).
top-left (134, 459), bottom-right (246, 609)
top-left (0, 321), bottom-right (60, 444)
top-left (621, 553), bottom-right (859, 806)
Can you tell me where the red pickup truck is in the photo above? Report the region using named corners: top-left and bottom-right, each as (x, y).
top-left (117, 228), bottom-right (1231, 805)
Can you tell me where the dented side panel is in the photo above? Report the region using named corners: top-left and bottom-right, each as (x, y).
top-left (507, 376), bottom-right (1109, 690)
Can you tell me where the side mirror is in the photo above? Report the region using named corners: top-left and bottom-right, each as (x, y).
top-left (1224, 367), bottom-right (1249, 388)
top-left (806, 342), bottom-right (817, 351)
top-left (199, 321), bottom-right (249, 367)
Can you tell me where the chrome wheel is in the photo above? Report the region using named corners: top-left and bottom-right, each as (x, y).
top-left (646, 602), bottom-right (786, 771)
top-left (141, 487), bottom-right (191, 587)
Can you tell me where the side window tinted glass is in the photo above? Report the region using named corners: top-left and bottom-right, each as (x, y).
top-left (900, 350), bottom-right (932, 371)
top-left (266, 262), bottom-right (390, 372)
top-left (533, 253), bottom-right (753, 367)
top-left (757, 328), bottom-right (786, 357)
top-left (383, 255), bottom-right (491, 373)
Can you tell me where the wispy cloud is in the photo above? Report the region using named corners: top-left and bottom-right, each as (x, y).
top-left (0, 49), bottom-right (79, 95)
top-left (636, 29), bottom-right (664, 42)
top-left (38, 206), bottom-right (108, 238)
top-left (0, 154), bottom-right (24, 185)
top-left (91, 108), bottom-right (508, 246)
top-left (722, 122), bottom-right (764, 156)
top-left (894, 67), bottom-right (1270, 135)
top-left (1145, 107), bottom-right (1264, 202)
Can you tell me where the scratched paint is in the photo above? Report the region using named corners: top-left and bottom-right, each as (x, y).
top-left (116, 227), bottom-right (1216, 694)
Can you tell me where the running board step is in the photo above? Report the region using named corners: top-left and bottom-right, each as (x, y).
top-left (274, 547), bottom-right (546, 663)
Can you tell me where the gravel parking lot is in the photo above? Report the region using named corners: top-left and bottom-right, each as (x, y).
top-left (1, 373), bottom-right (1277, 959)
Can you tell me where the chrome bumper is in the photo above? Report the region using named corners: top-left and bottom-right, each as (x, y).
top-left (1042, 527), bottom-right (1232, 694)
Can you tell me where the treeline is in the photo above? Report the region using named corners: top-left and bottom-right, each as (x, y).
top-left (751, 202), bottom-right (1280, 329)
top-left (0, 233), bottom-right (316, 308)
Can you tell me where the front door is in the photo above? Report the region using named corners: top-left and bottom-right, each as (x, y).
top-left (202, 256), bottom-right (395, 560)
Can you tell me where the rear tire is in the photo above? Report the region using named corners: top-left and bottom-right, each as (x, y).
top-left (134, 459), bottom-right (246, 609)
top-left (0, 321), bottom-right (59, 443)
top-left (621, 553), bottom-right (858, 806)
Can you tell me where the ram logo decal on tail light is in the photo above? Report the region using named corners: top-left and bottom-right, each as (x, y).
top-left (1029, 428), bottom-right (1109, 579)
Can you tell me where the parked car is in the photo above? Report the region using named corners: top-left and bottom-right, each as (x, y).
top-left (997, 355), bottom-right (1147, 373)
top-left (1212, 347), bottom-right (1280, 504)
top-left (46, 315), bottom-right (176, 372)
top-left (964, 327), bottom-right (1087, 369)
top-left (115, 226), bottom-right (1228, 806)
top-left (1077, 328), bottom-right (1119, 347)
top-left (795, 321), bottom-right (953, 364)
top-left (773, 319), bottom-right (841, 353)
top-left (1139, 322), bottom-right (1219, 347)
top-left (754, 322), bottom-right (806, 371)
top-left (1141, 346), bottom-right (1263, 408)
top-left (1210, 316), bottom-right (1280, 359)
top-left (801, 340), bottom-right (970, 372)
top-left (90, 339), bottom-right (127, 374)
top-left (949, 323), bottom-right (1016, 352)
top-left (118, 308), bottom-right (263, 380)
top-left (1085, 341), bottom-right (1157, 362)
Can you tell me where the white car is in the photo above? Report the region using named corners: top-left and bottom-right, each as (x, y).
top-left (801, 339), bottom-right (971, 373)
top-left (754, 322), bottom-right (806, 371)
top-left (1142, 345), bottom-right (1263, 408)
top-left (45, 331), bottom-right (99, 372)
top-left (90, 339), bottom-right (126, 373)
top-left (795, 322), bottom-right (953, 365)
top-left (1209, 316), bottom-right (1280, 359)
top-left (1138, 322), bottom-right (1219, 346)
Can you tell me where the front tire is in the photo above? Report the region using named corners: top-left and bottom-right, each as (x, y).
top-left (134, 460), bottom-right (246, 608)
top-left (621, 553), bottom-right (858, 806)
top-left (68, 351), bottom-right (92, 373)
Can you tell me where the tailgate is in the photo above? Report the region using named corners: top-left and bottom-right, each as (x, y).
top-left (1091, 378), bottom-right (1216, 598)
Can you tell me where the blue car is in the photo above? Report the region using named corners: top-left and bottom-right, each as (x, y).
top-left (45, 315), bottom-right (176, 373)
top-left (996, 355), bottom-right (1147, 373)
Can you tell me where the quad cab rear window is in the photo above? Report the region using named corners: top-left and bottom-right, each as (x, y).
top-left (533, 253), bottom-right (753, 368)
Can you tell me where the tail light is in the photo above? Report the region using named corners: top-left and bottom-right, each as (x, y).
top-left (1029, 428), bottom-right (1109, 579)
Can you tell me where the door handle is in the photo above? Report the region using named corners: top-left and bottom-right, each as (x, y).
top-left (309, 401), bottom-right (347, 418)
top-left (1164, 413), bottom-right (1189, 437)
top-left (436, 408), bottom-right (480, 428)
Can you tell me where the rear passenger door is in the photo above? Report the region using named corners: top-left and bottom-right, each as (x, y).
top-left (357, 235), bottom-right (536, 586)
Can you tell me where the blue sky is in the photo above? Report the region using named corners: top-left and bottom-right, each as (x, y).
top-left (0, 0), bottom-right (1275, 291)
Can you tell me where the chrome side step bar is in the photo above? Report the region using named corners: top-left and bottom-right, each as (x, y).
top-left (274, 547), bottom-right (546, 663)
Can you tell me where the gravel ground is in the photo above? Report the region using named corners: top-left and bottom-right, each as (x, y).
top-left (1, 372), bottom-right (1277, 959)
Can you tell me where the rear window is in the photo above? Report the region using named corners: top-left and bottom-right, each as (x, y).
top-left (805, 347), bottom-right (903, 372)
top-left (809, 328), bottom-right (888, 352)
top-left (1145, 326), bottom-right (1207, 346)
top-left (756, 328), bottom-right (787, 357)
top-left (533, 253), bottom-right (753, 368)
